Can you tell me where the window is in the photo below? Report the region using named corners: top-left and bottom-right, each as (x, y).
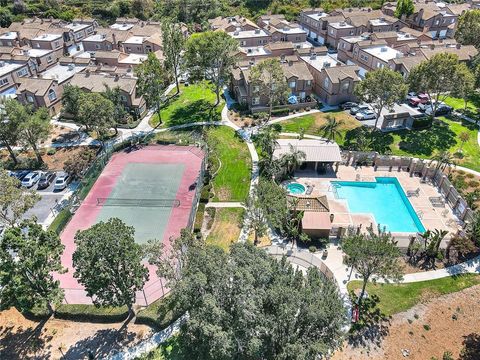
top-left (95, 44), bottom-right (101, 49)
top-left (342, 42), bottom-right (346, 49)
top-left (16, 68), bottom-right (28, 77)
top-left (35, 43), bottom-right (40, 48)
top-left (341, 81), bottom-right (349, 92)
top-left (54, 41), bottom-right (60, 48)
top-left (289, 80), bottom-right (296, 88)
top-left (48, 89), bottom-right (57, 101)
top-left (306, 80), bottom-right (312, 86)
top-left (360, 53), bottom-right (369, 62)
top-left (0, 78), bottom-right (8, 85)
top-left (323, 77), bottom-right (330, 88)
top-left (26, 95), bottom-right (34, 103)
top-left (252, 97), bottom-right (260, 105)
top-left (329, 29), bottom-right (334, 35)
top-left (75, 33), bottom-right (82, 40)
top-left (435, 19), bottom-right (440, 25)
top-left (451, 18), bottom-right (455, 24)
top-left (87, 27), bottom-right (93, 34)
top-left (7, 41), bottom-right (12, 46)
top-left (47, 55), bottom-right (52, 63)
top-left (253, 85), bottom-right (260, 93)
top-left (241, 41), bottom-right (246, 46)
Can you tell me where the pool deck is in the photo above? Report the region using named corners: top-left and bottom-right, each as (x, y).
top-left (292, 165), bottom-right (461, 245)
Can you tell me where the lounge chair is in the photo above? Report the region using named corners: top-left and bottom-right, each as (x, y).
top-left (305, 185), bottom-right (314, 195)
top-left (429, 196), bottom-right (445, 207)
top-left (407, 188), bottom-right (420, 197)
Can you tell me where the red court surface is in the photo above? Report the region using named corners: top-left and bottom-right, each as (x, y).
top-left (55, 145), bottom-right (204, 305)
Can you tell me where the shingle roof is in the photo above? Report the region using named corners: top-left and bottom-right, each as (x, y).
top-left (69, 72), bottom-right (137, 94)
top-left (324, 65), bottom-right (361, 84)
top-left (281, 61), bottom-right (313, 81)
top-left (419, 45), bottom-right (478, 61)
top-left (17, 77), bottom-right (55, 96)
top-left (288, 195), bottom-right (330, 213)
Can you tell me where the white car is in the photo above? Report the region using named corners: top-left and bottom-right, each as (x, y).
top-left (418, 100), bottom-right (444, 112)
top-left (21, 171), bottom-right (41, 188)
top-left (54, 174), bottom-right (70, 191)
top-left (355, 110), bottom-right (376, 120)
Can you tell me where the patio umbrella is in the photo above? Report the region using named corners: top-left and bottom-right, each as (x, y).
top-left (288, 95), bottom-right (298, 104)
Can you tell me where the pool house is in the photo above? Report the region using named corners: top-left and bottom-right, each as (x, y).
top-left (273, 139), bottom-right (343, 175)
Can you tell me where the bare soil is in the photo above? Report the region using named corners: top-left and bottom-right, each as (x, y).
top-left (332, 285), bottom-right (480, 360)
top-left (0, 308), bottom-right (153, 359)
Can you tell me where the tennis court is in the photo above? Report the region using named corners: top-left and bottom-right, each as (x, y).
top-left (57, 145), bottom-right (205, 305)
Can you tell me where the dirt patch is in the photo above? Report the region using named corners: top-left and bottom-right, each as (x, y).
top-left (0, 308), bottom-right (153, 359)
top-left (216, 187), bottom-right (232, 202)
top-left (333, 284), bottom-right (480, 360)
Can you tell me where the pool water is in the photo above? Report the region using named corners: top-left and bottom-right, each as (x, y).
top-left (286, 182), bottom-right (306, 195)
top-left (332, 177), bottom-right (425, 233)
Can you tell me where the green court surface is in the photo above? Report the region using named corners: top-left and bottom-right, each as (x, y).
top-left (96, 163), bottom-right (185, 244)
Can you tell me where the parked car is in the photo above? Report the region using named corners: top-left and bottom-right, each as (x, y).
top-left (10, 170), bottom-right (30, 182)
top-left (408, 93), bottom-right (429, 107)
top-left (340, 101), bottom-right (358, 110)
top-left (419, 100), bottom-right (445, 112)
top-left (21, 171), bottom-right (41, 188)
top-left (37, 171), bottom-right (56, 190)
top-left (406, 92), bottom-right (417, 100)
top-left (54, 173), bottom-right (71, 191)
top-left (425, 104), bottom-right (452, 116)
top-left (355, 109), bottom-right (376, 120)
top-left (350, 103), bottom-right (371, 115)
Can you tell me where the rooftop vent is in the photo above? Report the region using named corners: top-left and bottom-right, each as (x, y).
top-left (234, 31), bottom-right (239, 36)
top-left (324, 61), bottom-right (331, 67)
top-left (339, 22), bottom-right (347, 27)
top-left (254, 29), bottom-right (261, 34)
top-left (381, 46), bottom-right (388, 52)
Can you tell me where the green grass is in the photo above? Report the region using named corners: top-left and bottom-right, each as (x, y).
top-left (387, 117), bottom-right (480, 171)
top-left (206, 208), bottom-right (244, 252)
top-left (206, 126), bottom-right (251, 202)
top-left (47, 209), bottom-right (72, 235)
top-left (150, 82), bottom-right (222, 128)
top-left (347, 274), bottom-right (480, 317)
top-left (443, 93), bottom-right (480, 111)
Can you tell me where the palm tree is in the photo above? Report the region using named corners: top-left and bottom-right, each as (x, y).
top-left (458, 131), bottom-right (470, 152)
top-left (253, 125), bottom-right (279, 160)
top-left (430, 150), bottom-right (456, 174)
top-left (464, 190), bottom-right (479, 210)
top-left (281, 145), bottom-right (306, 176)
top-left (318, 115), bottom-right (343, 142)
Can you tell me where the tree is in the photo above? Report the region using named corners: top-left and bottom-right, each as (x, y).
top-left (459, 131), bottom-right (470, 152)
top-left (421, 229), bottom-right (448, 268)
top-left (131, 0), bottom-right (152, 20)
top-left (257, 179), bottom-right (289, 234)
top-left (78, 92), bottom-right (115, 139)
top-left (408, 53), bottom-right (463, 118)
top-left (0, 170), bottom-right (40, 227)
top-left (175, 242), bottom-right (346, 359)
top-left (355, 67), bottom-right (408, 132)
top-left (1, 98), bottom-right (23, 165)
top-left (136, 52), bottom-right (169, 126)
top-left (63, 148), bottom-right (97, 180)
top-left (61, 84), bottom-right (83, 119)
top-left (464, 190), bottom-right (479, 210)
top-left (19, 107), bottom-right (51, 164)
top-left (466, 211), bottom-right (480, 246)
top-left (162, 19), bottom-right (185, 95)
top-left (103, 85), bottom-right (128, 135)
top-left (0, 7), bottom-right (12, 28)
top-left (455, 10), bottom-right (480, 49)
top-left (453, 63), bottom-right (475, 111)
top-left (73, 218), bottom-right (149, 320)
top-left (252, 124), bottom-right (279, 160)
top-left (446, 235), bottom-right (477, 261)
top-left (184, 31), bottom-right (239, 107)
top-left (244, 186), bottom-right (268, 245)
top-left (280, 144), bottom-right (306, 176)
top-left (395, 0), bottom-right (414, 19)
top-left (318, 115), bottom-right (343, 142)
top-left (0, 219), bottom-right (66, 315)
top-left (430, 150), bottom-right (456, 173)
top-left (342, 227), bottom-right (403, 307)
top-left (249, 58), bottom-right (289, 119)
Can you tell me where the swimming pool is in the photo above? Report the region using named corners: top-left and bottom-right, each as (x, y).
top-left (331, 177), bottom-right (425, 233)
top-left (286, 182), bottom-right (306, 195)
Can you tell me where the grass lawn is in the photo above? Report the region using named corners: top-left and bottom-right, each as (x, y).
top-left (279, 111), bottom-right (361, 145)
top-left (206, 208), bottom-right (244, 252)
top-left (347, 274), bottom-right (480, 317)
top-left (443, 93), bottom-right (480, 112)
top-left (388, 117), bottom-right (480, 171)
top-left (206, 126), bottom-right (251, 202)
top-left (150, 82), bottom-right (223, 128)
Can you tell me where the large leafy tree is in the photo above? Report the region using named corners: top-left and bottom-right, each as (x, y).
top-left (175, 243), bottom-right (346, 359)
top-left (1, 98), bottom-right (23, 164)
top-left (103, 85), bottom-right (128, 135)
top-left (253, 124), bottom-right (280, 160)
top-left (184, 31), bottom-right (239, 107)
top-left (0, 169), bottom-right (40, 226)
top-left (20, 107), bottom-right (52, 164)
top-left (257, 179), bottom-right (289, 234)
top-left (136, 52), bottom-right (169, 126)
top-left (249, 58), bottom-right (289, 119)
top-left (244, 185), bottom-right (268, 245)
top-left (73, 218), bottom-right (149, 320)
top-left (395, 0), bottom-right (414, 19)
top-left (78, 92), bottom-right (115, 139)
top-left (0, 219), bottom-right (66, 315)
top-left (408, 53), bottom-right (463, 118)
top-left (455, 10), bottom-right (480, 50)
top-left (342, 227), bottom-right (403, 307)
top-left (61, 84), bottom-right (83, 119)
top-left (162, 19), bottom-right (185, 95)
top-left (453, 63), bottom-right (475, 111)
top-left (355, 67), bottom-right (408, 132)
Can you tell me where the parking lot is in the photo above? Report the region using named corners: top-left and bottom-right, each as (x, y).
top-left (10, 170), bottom-right (76, 226)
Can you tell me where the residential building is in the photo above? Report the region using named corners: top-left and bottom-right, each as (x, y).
top-left (68, 72), bottom-right (146, 116)
top-left (16, 77), bottom-right (63, 115)
top-left (230, 58), bottom-right (315, 112)
top-left (30, 33), bottom-right (64, 58)
top-left (23, 48), bottom-right (58, 72)
top-left (209, 16), bottom-right (259, 32)
top-left (316, 65), bottom-right (362, 105)
top-left (0, 60), bottom-right (32, 98)
top-left (261, 18), bottom-right (307, 44)
top-left (229, 28), bottom-right (271, 48)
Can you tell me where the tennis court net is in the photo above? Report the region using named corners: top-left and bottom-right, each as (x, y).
top-left (96, 198), bottom-right (180, 208)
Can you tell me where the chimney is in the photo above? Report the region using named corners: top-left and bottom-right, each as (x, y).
top-left (456, 43), bottom-right (461, 49)
top-left (430, 43), bottom-right (435, 50)
top-left (115, 74), bottom-right (120, 81)
top-left (288, 60), bottom-right (293, 66)
top-left (112, 32), bottom-right (117, 47)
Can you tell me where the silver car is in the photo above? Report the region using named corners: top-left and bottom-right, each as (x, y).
top-left (21, 171), bottom-right (41, 188)
top-left (54, 174), bottom-right (70, 191)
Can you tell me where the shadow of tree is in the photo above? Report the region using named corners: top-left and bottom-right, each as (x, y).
top-left (347, 294), bottom-right (391, 349)
top-left (397, 120), bottom-right (457, 156)
top-left (0, 319), bottom-right (53, 359)
top-left (168, 100), bottom-right (221, 127)
top-left (343, 127), bottom-right (394, 154)
top-left (63, 328), bottom-right (137, 360)
top-left (459, 333), bottom-right (480, 360)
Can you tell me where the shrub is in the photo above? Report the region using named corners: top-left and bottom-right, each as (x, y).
top-left (305, 106), bottom-right (311, 111)
top-left (271, 108), bottom-right (290, 117)
top-left (457, 170), bottom-right (466, 175)
top-left (468, 180), bottom-right (479, 188)
top-left (206, 207), bottom-right (216, 230)
top-left (48, 209), bottom-right (73, 235)
top-left (47, 148), bottom-right (56, 156)
top-left (194, 203), bottom-right (205, 233)
top-left (309, 245), bottom-right (317, 253)
top-left (466, 173), bottom-right (475, 179)
top-left (423, 324), bottom-right (431, 331)
top-left (200, 186), bottom-right (211, 203)
top-left (412, 116), bottom-right (433, 130)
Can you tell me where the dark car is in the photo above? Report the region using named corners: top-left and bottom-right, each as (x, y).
top-left (37, 171), bottom-right (56, 190)
top-left (11, 170), bottom-right (30, 181)
top-left (340, 102), bottom-right (358, 110)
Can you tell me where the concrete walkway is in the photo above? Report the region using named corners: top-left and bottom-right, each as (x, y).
top-left (205, 202), bottom-right (244, 208)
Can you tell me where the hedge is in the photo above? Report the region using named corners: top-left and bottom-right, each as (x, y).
top-left (271, 108), bottom-right (290, 117)
top-left (411, 116), bottom-right (433, 130)
top-left (48, 209), bottom-right (73, 235)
